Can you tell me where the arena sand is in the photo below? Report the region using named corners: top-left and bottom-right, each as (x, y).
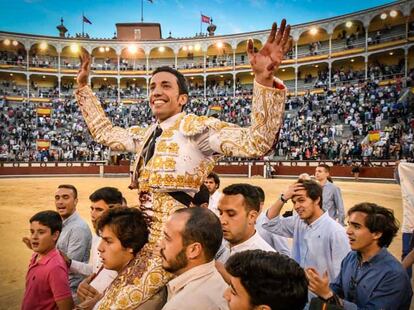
top-left (0, 177), bottom-right (406, 309)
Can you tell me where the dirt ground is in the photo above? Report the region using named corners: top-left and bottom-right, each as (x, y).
top-left (0, 176), bottom-right (407, 309)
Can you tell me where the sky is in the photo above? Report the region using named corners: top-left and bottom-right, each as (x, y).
top-left (0, 0), bottom-right (395, 39)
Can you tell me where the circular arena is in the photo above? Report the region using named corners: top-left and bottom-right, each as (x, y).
top-left (1, 0), bottom-right (414, 309)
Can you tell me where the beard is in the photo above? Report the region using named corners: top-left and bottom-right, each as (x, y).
top-left (161, 247), bottom-right (188, 273)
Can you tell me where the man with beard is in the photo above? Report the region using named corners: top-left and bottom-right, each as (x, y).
top-left (159, 207), bottom-right (227, 310)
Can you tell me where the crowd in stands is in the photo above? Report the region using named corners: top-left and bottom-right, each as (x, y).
top-left (0, 76), bottom-right (413, 163)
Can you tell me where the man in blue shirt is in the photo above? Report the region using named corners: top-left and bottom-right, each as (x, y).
top-left (307, 202), bottom-right (412, 310)
top-left (261, 179), bottom-right (350, 283)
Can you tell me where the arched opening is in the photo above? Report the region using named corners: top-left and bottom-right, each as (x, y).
top-left (177, 44), bottom-right (204, 70)
top-left (120, 45), bottom-right (146, 71)
top-left (331, 56), bottom-right (365, 86)
top-left (0, 72), bottom-right (27, 97)
top-left (368, 10), bottom-right (406, 45)
top-left (206, 41), bottom-right (233, 68)
top-left (298, 62), bottom-right (329, 90)
top-left (29, 42), bottom-right (58, 69)
top-left (149, 46), bottom-right (174, 70)
top-left (0, 39), bottom-right (26, 70)
top-left (368, 49), bottom-right (405, 81)
top-left (297, 27), bottom-right (329, 58)
top-left (332, 20), bottom-right (365, 52)
top-left (91, 77), bottom-right (118, 99)
top-left (29, 74), bottom-right (58, 98)
top-left (91, 46), bottom-right (117, 71)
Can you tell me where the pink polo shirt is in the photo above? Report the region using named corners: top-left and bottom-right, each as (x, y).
top-left (21, 248), bottom-right (72, 310)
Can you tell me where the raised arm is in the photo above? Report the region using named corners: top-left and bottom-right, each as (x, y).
top-left (206, 21), bottom-right (293, 157)
top-left (75, 51), bottom-right (147, 152)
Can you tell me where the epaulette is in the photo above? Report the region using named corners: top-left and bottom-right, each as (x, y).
top-left (180, 114), bottom-right (236, 136)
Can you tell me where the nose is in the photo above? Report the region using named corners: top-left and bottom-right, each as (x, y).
top-left (97, 239), bottom-right (105, 253)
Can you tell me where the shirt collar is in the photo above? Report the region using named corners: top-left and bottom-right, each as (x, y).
top-left (31, 248), bottom-right (60, 266)
top-left (62, 211), bottom-right (79, 226)
top-left (227, 231), bottom-right (258, 252)
top-left (167, 260), bottom-right (215, 297)
top-left (306, 211), bottom-right (329, 229)
top-left (357, 247), bottom-right (388, 265)
top-left (158, 112), bottom-right (185, 131)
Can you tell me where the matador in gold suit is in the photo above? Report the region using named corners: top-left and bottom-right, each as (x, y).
top-left (75, 20), bottom-right (292, 309)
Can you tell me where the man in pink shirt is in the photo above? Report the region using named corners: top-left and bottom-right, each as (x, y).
top-left (22, 210), bottom-right (73, 310)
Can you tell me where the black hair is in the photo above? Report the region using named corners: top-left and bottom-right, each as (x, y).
top-left (192, 184), bottom-right (210, 207)
top-left (296, 179), bottom-right (323, 208)
top-left (96, 207), bottom-right (150, 255)
top-left (89, 187), bottom-right (123, 206)
top-left (348, 202), bottom-right (399, 248)
top-left (226, 250), bottom-right (308, 310)
top-left (206, 172), bottom-right (220, 188)
top-left (317, 164), bottom-right (334, 183)
top-left (152, 66), bottom-right (188, 95)
top-left (30, 210), bottom-right (62, 234)
top-left (58, 184), bottom-right (78, 199)
top-left (174, 207), bottom-right (223, 261)
top-left (254, 186), bottom-right (265, 203)
top-left (222, 183), bottom-right (260, 212)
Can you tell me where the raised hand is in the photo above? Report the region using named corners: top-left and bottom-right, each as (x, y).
top-left (305, 267), bottom-right (332, 299)
top-left (247, 19), bottom-right (292, 87)
top-left (77, 50), bottom-right (91, 88)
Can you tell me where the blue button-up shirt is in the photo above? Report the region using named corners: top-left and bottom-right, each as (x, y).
top-left (262, 211), bottom-right (350, 282)
top-left (331, 248), bottom-right (412, 310)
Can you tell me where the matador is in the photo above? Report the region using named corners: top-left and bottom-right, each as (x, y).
top-left (75, 20), bottom-right (292, 309)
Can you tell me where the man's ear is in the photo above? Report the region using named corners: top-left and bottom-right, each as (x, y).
top-left (372, 231), bottom-right (383, 242)
top-left (248, 210), bottom-right (259, 225)
top-left (186, 242), bottom-right (202, 260)
top-left (178, 94), bottom-right (188, 106)
top-left (52, 230), bottom-right (60, 243)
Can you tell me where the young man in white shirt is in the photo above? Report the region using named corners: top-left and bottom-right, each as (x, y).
top-left (160, 207), bottom-right (228, 310)
top-left (216, 183), bottom-right (275, 265)
top-left (204, 172), bottom-right (222, 217)
top-left (63, 187), bottom-right (123, 302)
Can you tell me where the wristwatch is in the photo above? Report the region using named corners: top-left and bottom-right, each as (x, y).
top-left (280, 193), bottom-right (288, 204)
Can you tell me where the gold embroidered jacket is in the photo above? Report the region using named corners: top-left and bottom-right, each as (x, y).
top-left (75, 79), bottom-right (286, 194)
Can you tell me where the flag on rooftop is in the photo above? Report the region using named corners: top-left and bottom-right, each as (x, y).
top-left (83, 15), bottom-right (92, 25)
top-left (201, 14), bottom-right (211, 24)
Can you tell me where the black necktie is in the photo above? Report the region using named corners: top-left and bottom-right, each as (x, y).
top-left (144, 126), bottom-right (163, 164)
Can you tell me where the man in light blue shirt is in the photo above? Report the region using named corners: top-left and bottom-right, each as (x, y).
top-left (261, 179), bottom-right (350, 283)
top-left (315, 164), bottom-right (345, 225)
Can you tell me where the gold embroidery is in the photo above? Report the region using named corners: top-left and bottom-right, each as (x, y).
top-left (156, 140), bottom-right (179, 154)
top-left (151, 157), bottom-right (176, 171)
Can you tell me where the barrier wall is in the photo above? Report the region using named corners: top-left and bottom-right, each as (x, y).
top-left (0, 160), bottom-right (396, 179)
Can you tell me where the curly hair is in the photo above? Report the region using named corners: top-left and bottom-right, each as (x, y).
top-left (96, 207), bottom-right (150, 255)
top-left (225, 250), bottom-right (308, 310)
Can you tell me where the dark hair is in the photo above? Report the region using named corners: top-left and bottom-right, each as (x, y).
top-left (58, 184), bottom-right (78, 199)
top-left (89, 187), bottom-right (123, 206)
top-left (254, 186), bottom-right (265, 203)
top-left (348, 202), bottom-right (399, 248)
top-left (192, 184), bottom-right (210, 207)
top-left (222, 183), bottom-right (260, 212)
top-left (152, 66), bottom-right (188, 95)
top-left (296, 179), bottom-right (323, 208)
top-left (174, 207), bottom-right (223, 261)
top-left (30, 210), bottom-right (62, 234)
top-left (206, 172), bottom-right (220, 188)
top-left (226, 250), bottom-right (308, 310)
top-left (96, 207), bottom-right (149, 255)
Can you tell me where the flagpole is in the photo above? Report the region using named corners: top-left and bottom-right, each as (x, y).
top-left (141, 0), bottom-right (144, 22)
top-left (200, 12), bottom-right (202, 35)
top-left (82, 12), bottom-right (84, 36)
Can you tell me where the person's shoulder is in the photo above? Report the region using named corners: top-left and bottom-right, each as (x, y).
top-left (179, 114), bottom-right (235, 137)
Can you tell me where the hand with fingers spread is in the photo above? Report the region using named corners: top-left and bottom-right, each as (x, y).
top-left (77, 273), bottom-right (99, 302)
top-left (77, 51), bottom-right (91, 88)
top-left (22, 236), bottom-right (32, 250)
top-left (305, 267), bottom-right (333, 299)
top-left (247, 19), bottom-right (293, 87)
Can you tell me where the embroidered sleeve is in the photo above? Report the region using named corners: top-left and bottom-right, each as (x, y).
top-left (75, 86), bottom-right (148, 152)
top-left (208, 78), bottom-right (286, 157)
